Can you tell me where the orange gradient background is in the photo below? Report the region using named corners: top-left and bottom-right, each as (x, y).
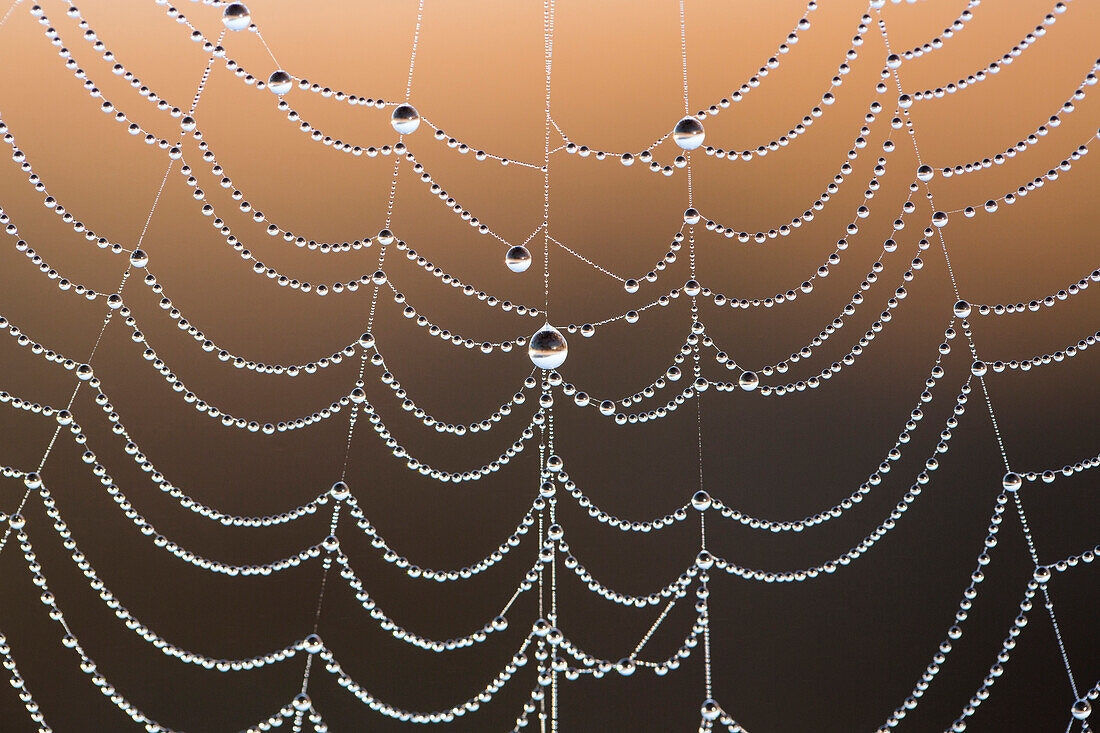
top-left (0, 0), bottom-right (1097, 730)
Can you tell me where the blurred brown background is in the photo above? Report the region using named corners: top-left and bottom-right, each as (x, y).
top-left (0, 0), bottom-right (1097, 730)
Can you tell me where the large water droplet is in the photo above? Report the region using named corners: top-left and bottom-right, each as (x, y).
top-left (529, 325), bottom-right (568, 369)
top-left (391, 104), bottom-right (421, 134)
top-left (739, 371), bottom-right (759, 391)
top-left (267, 70), bottom-right (293, 95)
top-left (222, 3), bottom-right (251, 31)
top-left (673, 116), bottom-right (705, 150)
top-left (506, 245), bottom-right (532, 273)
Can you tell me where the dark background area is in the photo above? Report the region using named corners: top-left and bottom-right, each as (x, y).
top-left (0, 0), bottom-right (1097, 730)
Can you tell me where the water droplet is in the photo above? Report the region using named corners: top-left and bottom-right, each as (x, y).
top-left (739, 371), bottom-right (759, 391)
top-left (506, 245), bottom-right (532, 273)
top-left (222, 3), bottom-right (251, 31)
top-left (129, 249), bottom-right (148, 268)
top-left (673, 116), bottom-right (705, 150)
top-left (391, 104), bottom-right (420, 135)
top-left (267, 71), bottom-right (293, 95)
top-left (953, 300), bottom-right (971, 318)
top-left (916, 165), bottom-right (934, 182)
top-left (1002, 472), bottom-right (1021, 492)
top-left (701, 699), bottom-right (721, 721)
top-left (529, 325), bottom-right (568, 369)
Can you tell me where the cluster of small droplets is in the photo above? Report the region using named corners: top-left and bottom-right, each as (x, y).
top-left (388, 284), bottom-right (537, 351)
top-left (687, 16), bottom-right (871, 162)
top-left (591, 337), bottom-right (702, 410)
top-left (366, 353), bottom-right (536, 433)
top-left (942, 132), bottom-right (1096, 217)
top-left (676, 0), bottom-right (820, 118)
top-left (967, 267), bottom-right (1100, 316)
top-left (322, 635), bottom-right (534, 722)
top-left (0, 315), bottom-right (95, 378)
top-left (8, 421), bottom-right (619, 674)
top-left (0, 630), bottom-right (49, 730)
top-left (182, 157), bottom-right (379, 253)
top-left (702, 382), bottom-right (971, 583)
top-left (365, 401), bottom-right (540, 483)
top-left (17, 510), bottom-right (305, 668)
top-left (707, 269), bottom-right (947, 398)
top-left (507, 686), bottom-right (548, 730)
top-left (1039, 546), bottom-right (1098, 580)
top-left (558, 604), bottom-right (707, 676)
top-left (398, 242), bottom-right (544, 316)
top-left (7, 517), bottom-right (307, 730)
top-left (563, 468), bottom-right (692, 532)
top-left (555, 7), bottom-right (871, 168)
top-left (5, 230), bottom-right (106, 300)
top-left (1, 125), bottom-right (131, 256)
top-left (1020, 449), bottom-right (1100, 483)
top-left (4, 0), bottom-right (1025, 379)
top-left (21, 7), bottom-right (551, 282)
top-left (891, 0), bottom-right (981, 60)
top-left (401, 149), bottom-right (524, 247)
top-left (0, 0), bottom-right (1095, 729)
top-left (335, 549), bottom-right (540, 651)
top-left (930, 61), bottom-right (1098, 177)
top-left (0, 206), bottom-right (377, 387)
top-left (941, 579), bottom-right (1046, 731)
top-left (25, 8), bottom-right (556, 299)
top-left (711, 229), bottom-right (928, 372)
top-left (2, 275), bottom-right (964, 487)
top-left (559, 532), bottom-right (700, 607)
top-left (419, 117), bottom-right (546, 168)
top-left (90, 390), bottom-right (336, 525)
top-left (136, 280), bottom-right (363, 373)
top-left (16, 407), bottom-right (327, 572)
top-left (893, 0), bottom-right (1071, 101)
top-left (685, 128), bottom-right (890, 246)
top-left (976, 330), bottom-right (1100, 372)
top-left (871, 486), bottom-right (1010, 732)
top-left (571, 253), bottom-right (931, 421)
top-left (187, 181), bottom-right (390, 294)
top-left (704, 361), bottom-right (955, 532)
top-left (0, 392), bottom-right (63, 416)
top-left (113, 318), bottom-right (358, 432)
top-left (626, 170), bottom-right (912, 309)
top-left (346, 494), bottom-right (537, 579)
top-left (157, 0), bottom-right (846, 180)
